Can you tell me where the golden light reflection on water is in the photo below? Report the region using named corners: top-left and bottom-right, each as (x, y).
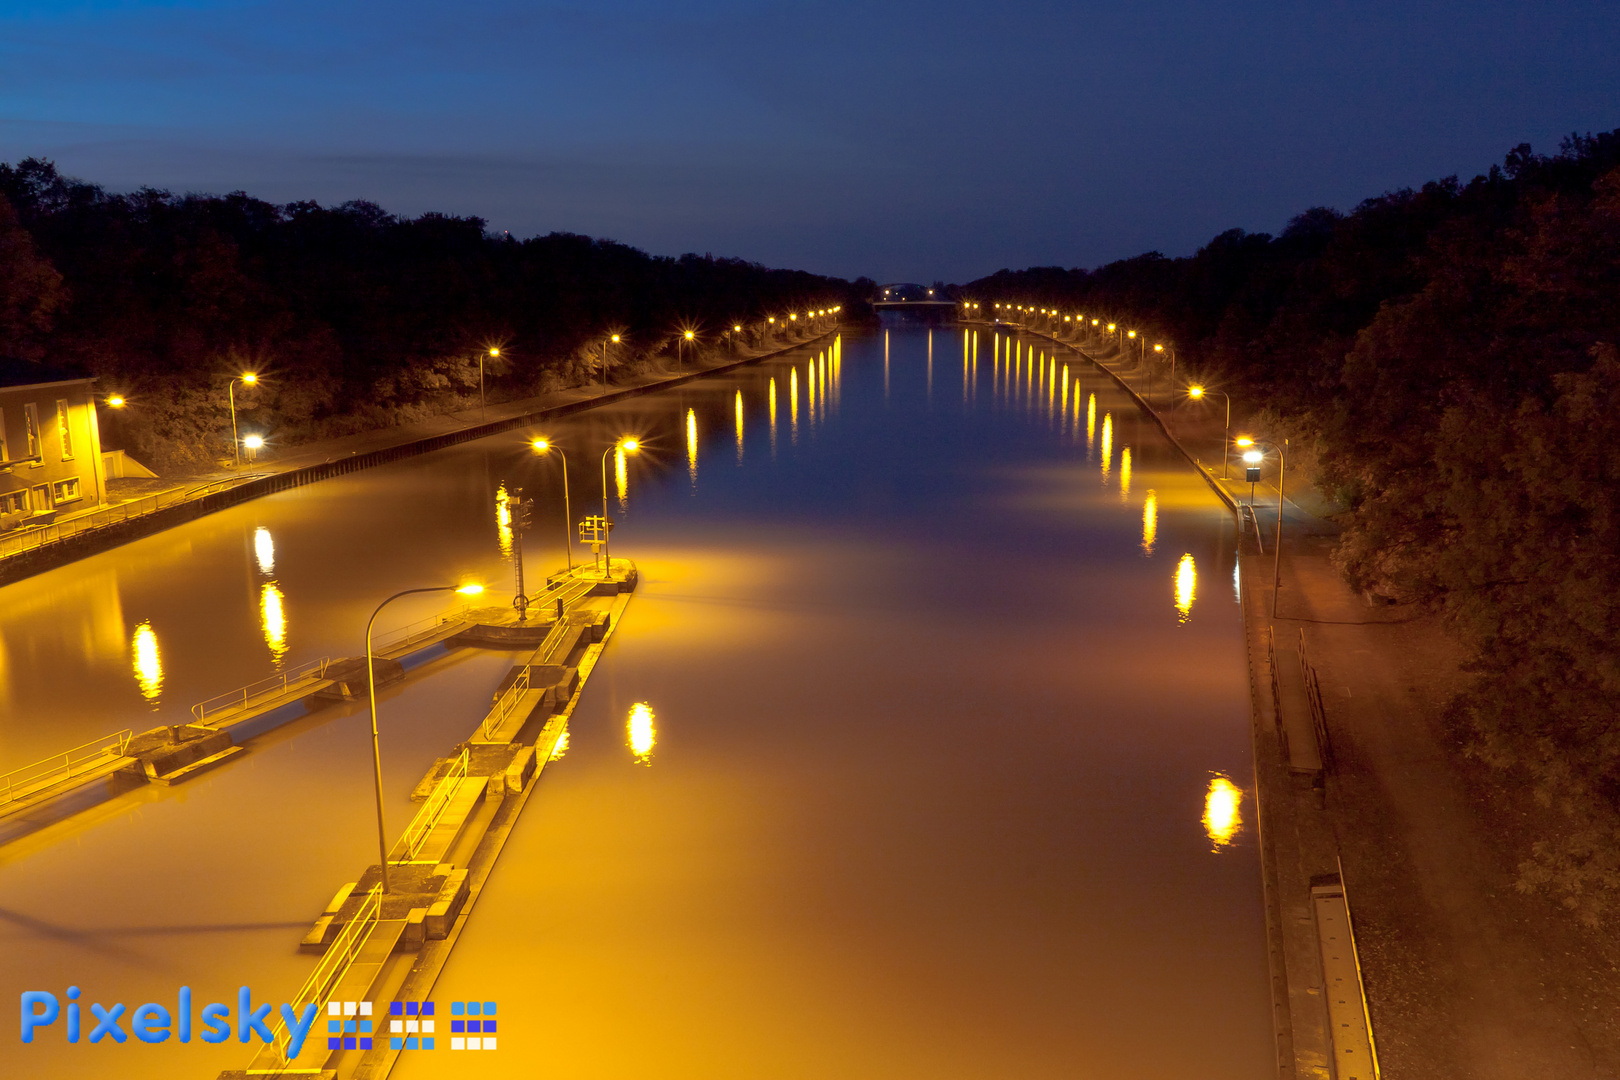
top-left (1100, 413), bottom-right (1113, 481)
top-left (735, 390), bottom-right (744, 460)
top-left (1087, 393), bottom-right (1097, 448)
top-left (253, 526), bottom-right (275, 574)
top-left (807, 362), bottom-right (816, 425)
top-left (495, 483), bottom-right (514, 556)
top-left (883, 329), bottom-right (890, 398)
top-left (1142, 490), bottom-right (1158, 555)
top-left (261, 582), bottom-right (288, 663)
top-left (550, 730), bottom-right (570, 761)
top-left (1120, 447), bottom-right (1132, 498)
top-left (1175, 553), bottom-right (1197, 622)
top-left (686, 408), bottom-right (698, 485)
top-left (615, 448), bottom-right (628, 508)
top-left (628, 701), bottom-right (656, 765)
top-left (131, 620), bottom-right (163, 703)
top-left (1203, 776), bottom-right (1243, 850)
top-left (790, 367), bottom-right (799, 440)
top-left (768, 377), bottom-right (777, 453)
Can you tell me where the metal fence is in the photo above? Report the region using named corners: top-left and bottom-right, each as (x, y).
top-left (483, 667), bottom-right (532, 740)
top-left (192, 656), bottom-right (334, 724)
top-left (262, 883), bottom-right (383, 1068)
top-left (393, 749), bottom-right (470, 864)
top-left (372, 608), bottom-right (469, 655)
top-left (0, 475), bottom-right (264, 561)
top-left (1298, 628), bottom-right (1334, 770)
top-left (0, 729), bottom-right (135, 806)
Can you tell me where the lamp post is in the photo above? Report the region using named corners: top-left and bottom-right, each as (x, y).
top-left (1187, 386), bottom-right (1232, 478)
top-left (530, 438), bottom-right (572, 571)
top-left (1154, 344), bottom-right (1177, 410)
top-left (600, 437), bottom-right (640, 580)
top-left (682, 329), bottom-right (695, 372)
top-left (365, 582), bottom-right (483, 893)
top-left (481, 348), bottom-right (499, 424)
top-left (228, 373), bottom-right (258, 468)
top-left (1238, 437), bottom-right (1288, 618)
top-left (602, 334), bottom-right (621, 390)
top-left (243, 434), bottom-right (264, 464)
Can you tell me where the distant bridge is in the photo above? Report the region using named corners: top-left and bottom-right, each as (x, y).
top-left (872, 283), bottom-right (957, 319)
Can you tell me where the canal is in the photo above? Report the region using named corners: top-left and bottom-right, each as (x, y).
top-left (0, 325), bottom-right (1270, 1077)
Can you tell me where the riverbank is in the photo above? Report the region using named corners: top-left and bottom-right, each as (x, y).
top-left (0, 323), bottom-right (842, 587)
top-left (1009, 318), bottom-right (1620, 1079)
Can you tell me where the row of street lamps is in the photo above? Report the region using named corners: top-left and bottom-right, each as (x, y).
top-left (970, 297), bottom-right (1289, 616)
top-left (103, 308), bottom-right (843, 468)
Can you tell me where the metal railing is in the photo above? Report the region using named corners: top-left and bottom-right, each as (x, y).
top-left (1298, 629), bottom-right (1334, 770)
top-left (1240, 503), bottom-right (1265, 554)
top-left (371, 607), bottom-right (469, 655)
top-left (483, 666), bottom-right (532, 739)
top-left (260, 883), bottom-right (383, 1070)
top-left (393, 749), bottom-right (470, 864)
top-left (0, 475), bottom-right (266, 561)
top-left (191, 656), bottom-right (333, 724)
top-left (0, 729), bottom-right (134, 806)
top-left (1264, 627), bottom-right (1284, 738)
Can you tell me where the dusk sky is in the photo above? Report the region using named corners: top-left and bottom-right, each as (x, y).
top-left (3, 0), bottom-right (1618, 282)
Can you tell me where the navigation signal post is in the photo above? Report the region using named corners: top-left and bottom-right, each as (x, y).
top-left (579, 516), bottom-right (612, 577)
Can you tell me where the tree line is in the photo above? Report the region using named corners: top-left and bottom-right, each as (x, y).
top-left (0, 158), bottom-right (868, 472)
top-left (962, 130), bottom-right (1620, 925)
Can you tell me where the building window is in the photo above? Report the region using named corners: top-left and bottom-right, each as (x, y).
top-left (57, 399), bottom-right (73, 459)
top-left (0, 490), bottom-right (25, 514)
top-left (23, 403), bottom-right (41, 461)
top-left (52, 477), bottom-right (80, 503)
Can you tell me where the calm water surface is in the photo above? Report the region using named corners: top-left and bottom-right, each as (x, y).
top-left (0, 326), bottom-right (1268, 1078)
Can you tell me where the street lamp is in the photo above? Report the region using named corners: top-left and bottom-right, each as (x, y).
top-left (365, 581), bottom-right (483, 893)
top-left (530, 438), bottom-right (572, 571)
top-left (106, 395), bottom-right (126, 408)
top-left (1237, 437), bottom-right (1288, 618)
top-left (228, 373), bottom-right (258, 468)
top-left (1153, 343), bottom-right (1177, 409)
top-left (600, 437), bottom-right (640, 580)
top-left (243, 434), bottom-right (265, 464)
top-left (1187, 385), bottom-right (1232, 478)
top-left (602, 334), bottom-right (621, 390)
top-left (480, 348), bottom-right (499, 423)
top-left (682, 329), bottom-right (695, 372)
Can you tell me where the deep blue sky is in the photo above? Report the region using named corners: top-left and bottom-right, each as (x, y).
top-left (2, 0), bottom-right (1617, 281)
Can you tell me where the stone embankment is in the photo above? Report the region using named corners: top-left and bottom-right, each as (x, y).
top-left (0, 323), bottom-right (841, 587)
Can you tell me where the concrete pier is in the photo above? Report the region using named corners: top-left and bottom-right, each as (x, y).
top-left (223, 560), bottom-right (636, 1080)
top-left (0, 565), bottom-right (634, 849)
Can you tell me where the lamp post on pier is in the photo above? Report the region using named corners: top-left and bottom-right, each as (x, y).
top-left (530, 438), bottom-right (572, 571)
top-left (364, 581), bottom-right (483, 894)
top-left (598, 437), bottom-right (640, 579)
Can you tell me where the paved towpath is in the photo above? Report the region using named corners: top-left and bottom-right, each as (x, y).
top-left (1036, 321), bottom-right (1620, 1078)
